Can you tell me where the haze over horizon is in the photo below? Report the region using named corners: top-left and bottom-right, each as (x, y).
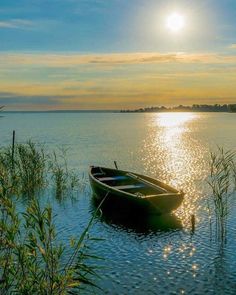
top-left (1, 0), bottom-right (236, 110)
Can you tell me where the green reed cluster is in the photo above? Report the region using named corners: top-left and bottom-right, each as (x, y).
top-left (207, 147), bottom-right (236, 239)
top-left (15, 142), bottom-right (47, 196)
top-left (49, 150), bottom-right (82, 201)
top-left (0, 141), bottom-right (47, 197)
top-left (0, 141), bottom-right (82, 199)
top-left (0, 194), bottom-right (100, 294)
top-left (0, 141), bottom-right (101, 294)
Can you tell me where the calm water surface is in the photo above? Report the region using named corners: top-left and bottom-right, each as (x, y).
top-left (1, 112), bottom-right (236, 294)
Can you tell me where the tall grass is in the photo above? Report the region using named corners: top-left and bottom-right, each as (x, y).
top-left (0, 141), bottom-right (47, 197)
top-left (15, 142), bottom-right (47, 197)
top-left (231, 159), bottom-right (236, 190)
top-left (0, 140), bottom-right (101, 294)
top-left (0, 141), bottom-right (82, 199)
top-left (49, 150), bottom-right (80, 201)
top-left (207, 147), bottom-right (236, 240)
top-left (0, 193), bottom-right (101, 294)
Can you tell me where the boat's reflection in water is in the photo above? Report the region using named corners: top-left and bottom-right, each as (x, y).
top-left (91, 198), bottom-right (182, 234)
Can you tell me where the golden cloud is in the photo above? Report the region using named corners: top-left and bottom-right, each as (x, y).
top-left (1, 51), bottom-right (236, 110)
top-left (1, 52), bottom-right (236, 68)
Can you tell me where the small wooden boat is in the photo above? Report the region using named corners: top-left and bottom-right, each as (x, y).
top-left (89, 166), bottom-right (184, 215)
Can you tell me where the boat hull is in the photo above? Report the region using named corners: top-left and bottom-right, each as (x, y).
top-left (89, 176), bottom-right (147, 213)
top-left (89, 168), bottom-right (183, 215)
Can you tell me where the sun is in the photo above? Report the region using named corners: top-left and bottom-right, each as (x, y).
top-left (166, 12), bottom-right (185, 33)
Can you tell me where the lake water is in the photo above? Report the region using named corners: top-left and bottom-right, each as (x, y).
top-left (1, 112), bottom-right (236, 294)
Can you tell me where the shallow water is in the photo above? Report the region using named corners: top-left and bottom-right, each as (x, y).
top-left (1, 112), bottom-right (236, 294)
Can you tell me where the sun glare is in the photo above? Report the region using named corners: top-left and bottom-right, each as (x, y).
top-left (156, 112), bottom-right (196, 128)
top-left (166, 12), bottom-right (185, 33)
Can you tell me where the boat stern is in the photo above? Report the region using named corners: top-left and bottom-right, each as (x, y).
top-left (145, 193), bottom-right (184, 214)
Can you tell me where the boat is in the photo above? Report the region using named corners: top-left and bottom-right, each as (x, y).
top-left (89, 166), bottom-right (184, 215)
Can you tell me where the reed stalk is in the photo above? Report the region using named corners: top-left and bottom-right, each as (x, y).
top-left (207, 147), bottom-right (236, 240)
top-left (230, 159), bottom-right (236, 190)
top-left (0, 141), bottom-right (81, 200)
top-left (49, 150), bottom-right (80, 201)
top-left (0, 193), bottom-right (101, 293)
top-left (15, 141), bottom-right (47, 197)
top-left (0, 139), bottom-right (102, 294)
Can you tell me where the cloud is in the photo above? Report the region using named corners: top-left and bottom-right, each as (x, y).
top-left (0, 19), bottom-right (34, 29)
top-left (229, 44), bottom-right (236, 49)
top-left (1, 51), bottom-right (236, 110)
top-left (1, 52), bottom-right (236, 68)
top-left (0, 92), bottom-right (77, 105)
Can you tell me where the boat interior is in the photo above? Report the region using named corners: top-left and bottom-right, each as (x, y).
top-left (91, 166), bottom-right (169, 196)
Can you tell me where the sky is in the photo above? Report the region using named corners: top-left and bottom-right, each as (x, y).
top-left (0, 0), bottom-right (236, 110)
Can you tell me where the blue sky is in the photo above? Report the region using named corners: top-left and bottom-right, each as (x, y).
top-left (1, 0), bottom-right (236, 52)
top-left (1, 0), bottom-right (236, 109)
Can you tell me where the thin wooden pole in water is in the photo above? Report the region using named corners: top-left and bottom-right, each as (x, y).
top-left (11, 130), bottom-right (15, 168)
top-left (191, 214), bottom-right (195, 233)
top-left (114, 161), bottom-right (118, 170)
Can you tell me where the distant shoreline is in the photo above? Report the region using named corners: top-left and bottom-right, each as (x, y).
top-left (1, 104), bottom-right (236, 113)
top-left (2, 110), bottom-right (235, 113)
top-left (121, 104), bottom-right (236, 113)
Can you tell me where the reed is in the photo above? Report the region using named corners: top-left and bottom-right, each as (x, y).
top-left (0, 141), bottom-right (47, 197)
top-left (15, 141), bottom-right (47, 197)
top-left (231, 159), bottom-right (236, 190)
top-left (0, 141), bottom-right (81, 200)
top-left (0, 162), bottom-right (20, 294)
top-left (49, 150), bottom-right (80, 201)
top-left (0, 198), bottom-right (101, 294)
top-left (0, 138), bottom-right (102, 293)
top-left (207, 147), bottom-right (236, 240)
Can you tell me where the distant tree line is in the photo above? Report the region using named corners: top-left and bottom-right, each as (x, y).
top-left (121, 104), bottom-right (236, 113)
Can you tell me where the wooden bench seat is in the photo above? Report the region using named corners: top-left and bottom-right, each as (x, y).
top-left (113, 184), bottom-right (146, 190)
top-left (98, 176), bottom-right (128, 181)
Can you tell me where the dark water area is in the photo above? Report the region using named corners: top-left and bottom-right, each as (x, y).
top-left (1, 112), bottom-right (236, 294)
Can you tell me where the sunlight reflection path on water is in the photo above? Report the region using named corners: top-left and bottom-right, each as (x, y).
top-left (142, 113), bottom-right (209, 227)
